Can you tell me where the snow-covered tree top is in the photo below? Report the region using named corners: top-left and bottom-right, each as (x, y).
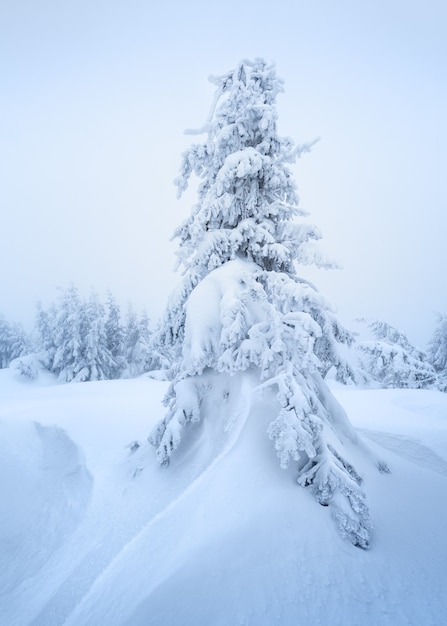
top-left (173, 58), bottom-right (325, 289)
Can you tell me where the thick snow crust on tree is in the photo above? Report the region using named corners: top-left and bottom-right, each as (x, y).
top-left (152, 259), bottom-right (386, 547)
top-left (152, 59), bottom-right (382, 548)
top-left (1, 368), bottom-right (447, 626)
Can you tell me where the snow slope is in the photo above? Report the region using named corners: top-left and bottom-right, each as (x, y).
top-left (1, 368), bottom-right (447, 625)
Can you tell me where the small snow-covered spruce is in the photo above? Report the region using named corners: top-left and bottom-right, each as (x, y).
top-left (150, 59), bottom-right (382, 548)
top-left (105, 292), bottom-right (127, 378)
top-left (355, 318), bottom-right (439, 390)
top-left (51, 285), bottom-right (89, 382)
top-left (35, 301), bottom-right (57, 368)
top-left (124, 306), bottom-right (155, 377)
top-left (427, 314), bottom-right (447, 388)
top-left (0, 315), bottom-right (30, 368)
top-left (82, 290), bottom-right (116, 382)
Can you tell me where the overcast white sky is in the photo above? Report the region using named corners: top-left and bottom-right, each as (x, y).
top-left (1, 0), bottom-right (445, 347)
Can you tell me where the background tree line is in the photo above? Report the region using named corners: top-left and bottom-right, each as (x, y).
top-left (1, 286), bottom-right (166, 382)
top-left (1, 288), bottom-right (446, 390)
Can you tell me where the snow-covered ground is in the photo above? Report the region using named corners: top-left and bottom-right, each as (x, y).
top-left (1, 367), bottom-right (447, 625)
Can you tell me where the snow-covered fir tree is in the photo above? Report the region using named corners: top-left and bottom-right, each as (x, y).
top-left (81, 291), bottom-right (115, 381)
top-left (355, 318), bottom-right (439, 390)
top-left (35, 301), bottom-right (57, 360)
top-left (124, 306), bottom-right (154, 377)
top-left (150, 59), bottom-right (387, 548)
top-left (51, 285), bottom-right (87, 382)
top-left (105, 292), bottom-right (126, 378)
top-left (427, 314), bottom-right (447, 374)
top-left (0, 315), bottom-right (29, 368)
top-left (124, 305), bottom-right (138, 362)
top-left (427, 314), bottom-right (447, 390)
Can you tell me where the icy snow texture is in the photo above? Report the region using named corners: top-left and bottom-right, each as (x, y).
top-left (1, 369), bottom-right (447, 625)
top-left (0, 418), bottom-right (92, 597)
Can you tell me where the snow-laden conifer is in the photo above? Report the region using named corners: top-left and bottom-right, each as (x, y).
top-left (105, 292), bottom-right (126, 378)
top-left (427, 314), bottom-right (447, 380)
top-left (355, 318), bottom-right (439, 390)
top-left (150, 59), bottom-right (385, 547)
top-left (35, 302), bottom-right (56, 359)
top-left (51, 285), bottom-right (87, 382)
top-left (81, 291), bottom-right (115, 381)
top-left (124, 307), bottom-right (154, 377)
top-left (0, 316), bottom-right (29, 368)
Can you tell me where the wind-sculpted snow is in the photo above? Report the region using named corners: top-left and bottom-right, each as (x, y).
top-left (0, 419), bottom-right (92, 598)
top-left (0, 369), bottom-right (253, 626)
top-left (1, 370), bottom-right (447, 625)
top-left (360, 430), bottom-right (447, 476)
top-left (26, 377), bottom-right (251, 626)
top-left (61, 373), bottom-right (254, 626)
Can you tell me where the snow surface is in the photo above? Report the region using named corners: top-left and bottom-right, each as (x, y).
top-left (1, 368), bottom-right (447, 625)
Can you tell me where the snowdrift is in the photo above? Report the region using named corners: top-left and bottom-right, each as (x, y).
top-left (1, 368), bottom-right (447, 625)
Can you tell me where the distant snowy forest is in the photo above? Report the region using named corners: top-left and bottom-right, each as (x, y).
top-left (1, 292), bottom-right (445, 392)
top-left (0, 287), bottom-right (165, 383)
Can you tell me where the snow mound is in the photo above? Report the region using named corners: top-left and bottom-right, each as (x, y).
top-left (0, 419), bottom-right (92, 596)
top-left (9, 352), bottom-right (54, 383)
top-left (42, 383), bottom-right (447, 626)
top-left (1, 372), bottom-right (447, 625)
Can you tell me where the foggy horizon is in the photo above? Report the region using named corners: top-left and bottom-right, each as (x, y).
top-left (1, 0), bottom-right (445, 348)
